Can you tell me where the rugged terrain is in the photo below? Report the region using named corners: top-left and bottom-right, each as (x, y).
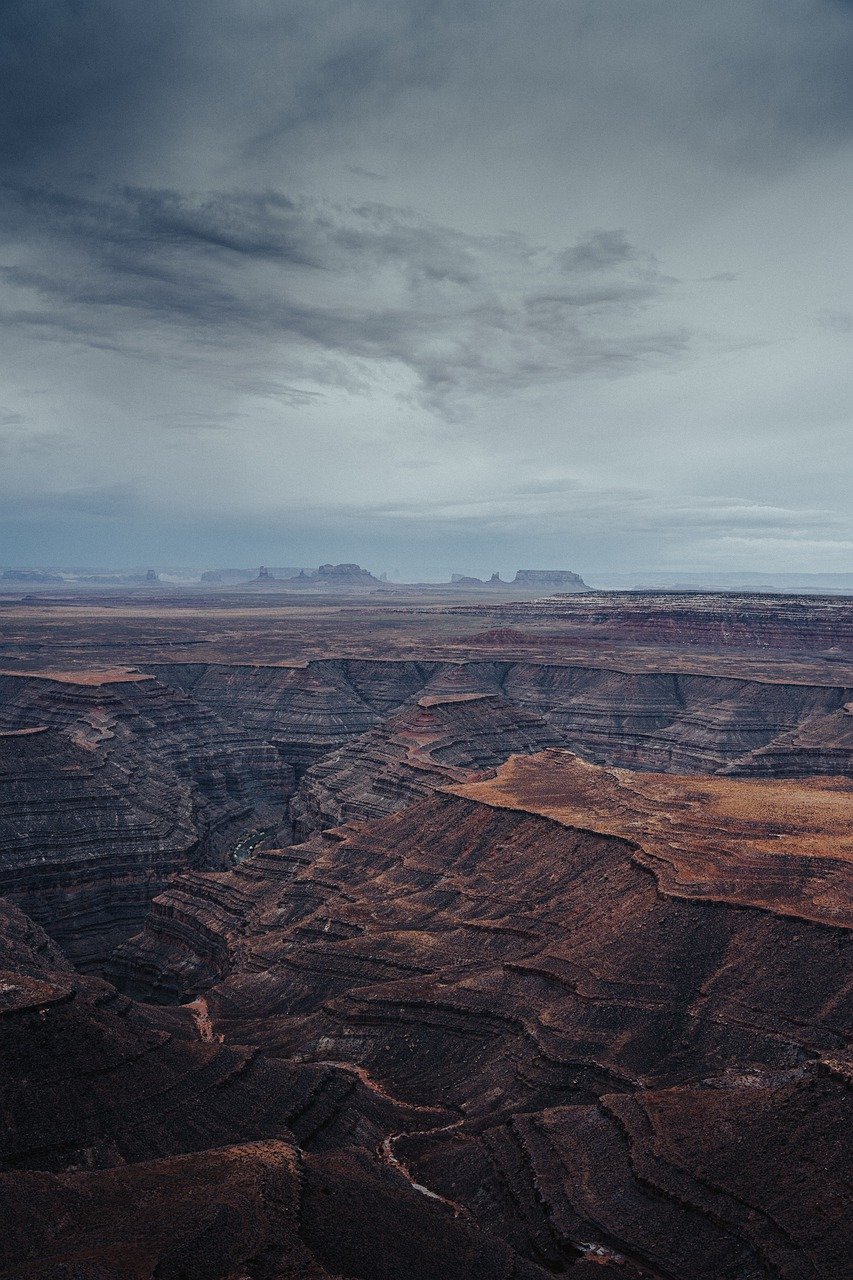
top-left (0, 590), bottom-right (850, 1279)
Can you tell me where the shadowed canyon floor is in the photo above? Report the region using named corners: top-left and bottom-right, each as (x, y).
top-left (0, 591), bottom-right (851, 1278)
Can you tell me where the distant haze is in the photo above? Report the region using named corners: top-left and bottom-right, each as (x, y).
top-left (0, 2), bottom-right (850, 576)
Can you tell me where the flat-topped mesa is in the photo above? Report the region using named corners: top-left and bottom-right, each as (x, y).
top-left (512, 568), bottom-right (589, 590)
top-left (239, 562), bottom-right (384, 592)
top-left (316, 562), bottom-right (381, 587)
top-left (0, 667), bottom-right (152, 686)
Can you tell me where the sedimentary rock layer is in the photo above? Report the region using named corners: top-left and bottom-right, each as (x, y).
top-left (152, 657), bottom-right (853, 781)
top-left (1, 592), bottom-right (851, 1279)
top-left (0, 671), bottom-right (292, 967)
top-left (290, 691), bottom-right (564, 837)
top-left (488, 591), bottom-right (853, 653)
top-left (105, 754), bottom-right (853, 1277)
top-left (453, 749), bottom-right (853, 925)
top-left (2, 592), bottom-right (851, 679)
top-left (2, 654), bottom-right (850, 971)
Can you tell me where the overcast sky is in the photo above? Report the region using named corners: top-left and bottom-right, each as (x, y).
top-left (0, 1), bottom-right (850, 579)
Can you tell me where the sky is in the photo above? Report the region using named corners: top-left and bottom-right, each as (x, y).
top-left (0, 0), bottom-right (851, 581)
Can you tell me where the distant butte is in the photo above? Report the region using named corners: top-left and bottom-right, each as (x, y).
top-left (512, 568), bottom-right (588, 589)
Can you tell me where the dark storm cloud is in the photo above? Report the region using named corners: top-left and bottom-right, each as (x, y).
top-left (0, 181), bottom-right (687, 413)
top-left (2, 2), bottom-right (852, 183)
top-left (0, 1), bottom-right (182, 169)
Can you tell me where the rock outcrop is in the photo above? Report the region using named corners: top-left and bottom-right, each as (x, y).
top-left (316, 562), bottom-right (382, 588)
top-left (289, 690), bottom-right (566, 838)
top-left (1, 655), bottom-right (850, 973)
top-left (494, 591), bottom-right (853, 652)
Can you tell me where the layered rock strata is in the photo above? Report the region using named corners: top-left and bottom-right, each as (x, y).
top-left (290, 691), bottom-right (564, 838)
top-left (0, 599), bottom-right (852, 1280)
top-left (0, 892), bottom-right (553, 1278)
top-left (103, 753), bottom-right (853, 1277)
top-left (1, 657), bottom-right (850, 972)
top-left (491, 591), bottom-right (853, 653)
top-left (152, 658), bottom-right (853, 781)
top-left (0, 671), bottom-right (292, 968)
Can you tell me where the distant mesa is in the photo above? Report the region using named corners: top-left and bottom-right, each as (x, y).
top-left (258, 563), bottom-right (383, 587)
top-left (270, 562), bottom-right (382, 589)
top-left (447, 569), bottom-right (588, 591)
top-left (1, 569), bottom-right (62, 584)
top-left (240, 565), bottom-right (286, 590)
top-left (448, 572), bottom-right (505, 588)
top-left (316, 562), bottom-right (381, 587)
top-left (202, 563), bottom-right (588, 594)
top-left (512, 568), bottom-right (588, 591)
top-left (202, 567), bottom-right (302, 585)
top-left (235, 566), bottom-right (310, 590)
top-left (145, 569), bottom-right (159, 583)
top-left (230, 563), bottom-right (383, 592)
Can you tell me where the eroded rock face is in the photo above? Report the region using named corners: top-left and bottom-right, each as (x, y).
top-left (2, 1140), bottom-right (554, 1280)
top-left (290, 691), bottom-right (565, 838)
top-left (107, 761), bottom-right (853, 1277)
top-left (1, 656), bottom-right (850, 970)
top-left (1, 596), bottom-right (852, 1280)
top-left (495, 591), bottom-right (853, 652)
top-left (0, 671), bottom-right (293, 969)
top-left (152, 657), bottom-right (853, 778)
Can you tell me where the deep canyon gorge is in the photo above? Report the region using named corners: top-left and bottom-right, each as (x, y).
top-left (0, 590), bottom-right (851, 1279)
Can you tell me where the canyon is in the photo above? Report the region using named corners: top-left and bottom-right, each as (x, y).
top-left (0, 589), bottom-right (851, 1279)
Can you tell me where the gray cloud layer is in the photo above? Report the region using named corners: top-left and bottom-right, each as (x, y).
top-left (0, 183), bottom-right (687, 414)
top-left (0, 1), bottom-right (850, 576)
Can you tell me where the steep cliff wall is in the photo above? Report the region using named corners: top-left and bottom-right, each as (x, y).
top-left (0, 672), bottom-right (293, 968)
top-left (1, 657), bottom-right (848, 973)
top-left (106, 755), bottom-right (853, 1278)
top-left (154, 659), bottom-right (852, 773)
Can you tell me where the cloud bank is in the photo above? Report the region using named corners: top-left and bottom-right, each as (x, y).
top-left (0, 1), bottom-right (850, 576)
